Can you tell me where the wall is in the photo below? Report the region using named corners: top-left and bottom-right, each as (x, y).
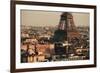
top-left (0, 0), bottom-right (100, 73)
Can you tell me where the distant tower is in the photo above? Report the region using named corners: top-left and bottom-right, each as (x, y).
top-left (53, 12), bottom-right (80, 42)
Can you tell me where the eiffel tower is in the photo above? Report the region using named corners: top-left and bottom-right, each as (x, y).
top-left (53, 12), bottom-right (80, 42)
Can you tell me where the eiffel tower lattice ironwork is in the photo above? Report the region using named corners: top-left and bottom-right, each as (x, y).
top-left (53, 12), bottom-right (80, 42)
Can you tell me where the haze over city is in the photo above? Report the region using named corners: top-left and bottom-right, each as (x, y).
top-left (21, 10), bottom-right (89, 27)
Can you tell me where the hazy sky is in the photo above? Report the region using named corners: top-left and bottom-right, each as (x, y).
top-left (21, 10), bottom-right (89, 27)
